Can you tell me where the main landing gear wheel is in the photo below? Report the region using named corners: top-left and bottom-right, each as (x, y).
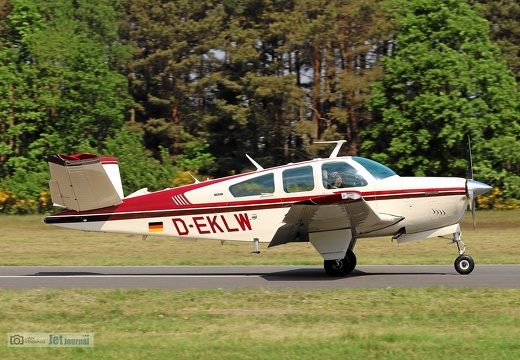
top-left (454, 254), bottom-right (475, 275)
top-left (324, 250), bottom-right (357, 277)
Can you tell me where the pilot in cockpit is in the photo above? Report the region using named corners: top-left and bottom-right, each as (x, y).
top-left (322, 163), bottom-right (367, 189)
top-left (332, 172), bottom-right (346, 188)
top-left (323, 169), bottom-right (348, 189)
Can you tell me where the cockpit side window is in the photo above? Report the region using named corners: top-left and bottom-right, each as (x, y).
top-left (283, 166), bottom-right (314, 193)
top-left (322, 162), bottom-right (368, 189)
top-left (229, 173), bottom-right (275, 197)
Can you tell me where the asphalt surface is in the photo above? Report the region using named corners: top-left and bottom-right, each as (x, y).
top-left (0, 265), bottom-right (518, 290)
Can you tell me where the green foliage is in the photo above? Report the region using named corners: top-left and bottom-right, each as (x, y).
top-left (0, 125), bottom-right (219, 213)
top-left (475, 0), bottom-right (520, 84)
top-left (0, 146), bottom-right (54, 214)
top-left (174, 140), bottom-right (216, 172)
top-left (0, 188), bottom-right (52, 214)
top-left (102, 127), bottom-right (178, 193)
top-left (477, 187), bottom-right (520, 210)
top-left (1, 0), bottom-right (519, 212)
top-left (0, 0), bottom-right (132, 157)
top-left (364, 0), bottom-right (520, 199)
top-left (118, 0), bottom-right (227, 157)
top-left (0, 0), bottom-right (133, 211)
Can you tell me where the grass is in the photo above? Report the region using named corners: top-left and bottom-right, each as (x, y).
top-left (0, 210), bottom-right (519, 266)
top-left (0, 211), bottom-right (519, 359)
top-left (0, 288), bottom-right (519, 359)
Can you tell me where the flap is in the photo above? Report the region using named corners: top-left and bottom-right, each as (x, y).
top-left (268, 192), bottom-right (403, 247)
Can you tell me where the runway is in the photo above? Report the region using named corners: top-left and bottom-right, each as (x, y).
top-left (0, 265), bottom-right (518, 290)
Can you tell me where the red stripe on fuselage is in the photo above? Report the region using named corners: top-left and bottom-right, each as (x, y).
top-left (44, 187), bottom-right (466, 224)
top-left (362, 187), bottom-right (465, 201)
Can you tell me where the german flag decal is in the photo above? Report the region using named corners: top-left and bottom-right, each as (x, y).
top-left (148, 221), bottom-right (164, 232)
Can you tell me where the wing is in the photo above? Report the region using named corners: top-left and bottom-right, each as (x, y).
top-left (268, 192), bottom-right (404, 248)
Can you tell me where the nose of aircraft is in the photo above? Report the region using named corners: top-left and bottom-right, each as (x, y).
top-left (466, 179), bottom-right (492, 229)
top-left (466, 179), bottom-right (493, 197)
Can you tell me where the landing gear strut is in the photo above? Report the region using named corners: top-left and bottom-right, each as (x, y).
top-left (452, 231), bottom-right (475, 275)
top-left (324, 250), bottom-right (357, 277)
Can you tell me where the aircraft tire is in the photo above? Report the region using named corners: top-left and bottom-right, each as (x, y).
top-left (454, 254), bottom-right (475, 275)
top-left (324, 250), bottom-right (356, 277)
top-left (346, 250), bottom-right (357, 273)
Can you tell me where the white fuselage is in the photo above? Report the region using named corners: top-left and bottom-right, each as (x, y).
top-left (45, 156), bottom-right (468, 246)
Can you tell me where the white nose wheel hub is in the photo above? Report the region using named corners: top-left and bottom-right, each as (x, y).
top-left (459, 259), bottom-right (470, 270)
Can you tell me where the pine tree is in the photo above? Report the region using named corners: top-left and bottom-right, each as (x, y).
top-left (118, 0), bottom-right (226, 159)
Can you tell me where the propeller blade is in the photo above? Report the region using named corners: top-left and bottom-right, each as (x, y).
top-left (470, 190), bottom-right (476, 229)
top-left (467, 134), bottom-right (473, 180)
top-left (465, 135), bottom-right (492, 228)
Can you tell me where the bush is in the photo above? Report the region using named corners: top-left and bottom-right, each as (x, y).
top-left (0, 188), bottom-right (53, 214)
top-left (0, 189), bottom-right (17, 213)
top-left (477, 187), bottom-right (520, 210)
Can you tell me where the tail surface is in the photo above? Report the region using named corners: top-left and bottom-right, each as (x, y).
top-left (47, 154), bottom-right (123, 212)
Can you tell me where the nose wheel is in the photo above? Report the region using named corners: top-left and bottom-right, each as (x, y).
top-left (451, 229), bottom-right (475, 275)
top-left (454, 254), bottom-right (475, 275)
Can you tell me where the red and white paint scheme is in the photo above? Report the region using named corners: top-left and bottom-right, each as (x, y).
top-left (43, 140), bottom-right (492, 276)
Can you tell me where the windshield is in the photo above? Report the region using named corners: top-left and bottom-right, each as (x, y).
top-left (352, 157), bottom-right (397, 180)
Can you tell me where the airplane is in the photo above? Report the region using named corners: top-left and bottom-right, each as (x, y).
top-left (43, 140), bottom-right (492, 276)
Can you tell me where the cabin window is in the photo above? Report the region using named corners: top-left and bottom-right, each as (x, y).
top-left (229, 173), bottom-right (275, 197)
top-left (352, 157), bottom-right (396, 180)
top-left (283, 166), bottom-right (315, 193)
top-left (322, 162), bottom-right (368, 189)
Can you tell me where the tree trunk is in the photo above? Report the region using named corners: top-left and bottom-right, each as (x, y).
top-left (311, 42), bottom-right (321, 140)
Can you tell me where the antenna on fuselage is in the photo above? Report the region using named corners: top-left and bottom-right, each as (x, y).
top-left (246, 154), bottom-right (264, 171)
top-left (187, 172), bottom-right (200, 184)
top-left (314, 140), bottom-right (347, 158)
